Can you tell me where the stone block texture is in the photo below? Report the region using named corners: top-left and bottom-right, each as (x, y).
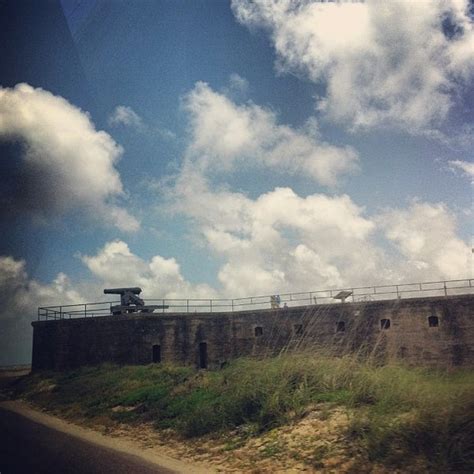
top-left (31, 295), bottom-right (474, 371)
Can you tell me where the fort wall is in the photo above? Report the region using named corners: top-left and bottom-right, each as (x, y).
top-left (31, 294), bottom-right (474, 371)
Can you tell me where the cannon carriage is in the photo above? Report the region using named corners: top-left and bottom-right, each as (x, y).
top-left (103, 287), bottom-right (168, 315)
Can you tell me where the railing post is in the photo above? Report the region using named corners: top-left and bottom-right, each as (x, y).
top-left (186, 299), bottom-right (189, 313)
top-left (163, 300), bottom-right (166, 313)
top-left (444, 281), bottom-right (447, 297)
top-left (309, 292), bottom-right (312, 305)
top-left (59, 306), bottom-right (62, 319)
top-left (396, 285), bottom-right (400, 299)
top-left (210, 299), bottom-right (213, 312)
top-left (231, 299), bottom-right (234, 311)
top-left (84, 304), bottom-right (87, 318)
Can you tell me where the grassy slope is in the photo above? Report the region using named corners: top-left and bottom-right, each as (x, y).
top-left (8, 355), bottom-right (474, 472)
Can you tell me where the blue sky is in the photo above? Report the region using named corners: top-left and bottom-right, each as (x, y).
top-left (0, 0), bottom-right (473, 364)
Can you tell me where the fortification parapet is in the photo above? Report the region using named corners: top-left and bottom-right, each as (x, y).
top-left (32, 292), bottom-right (474, 371)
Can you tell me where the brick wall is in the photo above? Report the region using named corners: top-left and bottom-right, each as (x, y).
top-left (31, 294), bottom-right (474, 371)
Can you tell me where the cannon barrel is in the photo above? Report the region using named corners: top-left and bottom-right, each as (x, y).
top-left (104, 287), bottom-right (142, 295)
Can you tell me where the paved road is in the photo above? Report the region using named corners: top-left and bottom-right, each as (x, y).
top-left (0, 407), bottom-right (176, 474)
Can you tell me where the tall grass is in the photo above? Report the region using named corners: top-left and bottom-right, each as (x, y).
top-left (10, 355), bottom-right (474, 471)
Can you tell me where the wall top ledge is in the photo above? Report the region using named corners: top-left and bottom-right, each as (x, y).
top-left (32, 293), bottom-right (474, 327)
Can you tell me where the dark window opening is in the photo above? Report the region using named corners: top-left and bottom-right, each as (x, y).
top-left (152, 344), bottom-right (161, 363)
top-left (398, 346), bottom-right (407, 359)
top-left (428, 315), bottom-right (439, 327)
top-left (380, 319), bottom-right (391, 330)
top-left (336, 321), bottom-right (345, 332)
top-left (294, 324), bottom-right (303, 336)
top-left (254, 326), bottom-right (263, 337)
top-left (199, 342), bottom-right (208, 369)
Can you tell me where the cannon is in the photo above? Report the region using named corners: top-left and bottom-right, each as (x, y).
top-left (103, 287), bottom-right (168, 315)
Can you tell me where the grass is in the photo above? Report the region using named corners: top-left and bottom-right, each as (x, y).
top-left (7, 355), bottom-right (474, 471)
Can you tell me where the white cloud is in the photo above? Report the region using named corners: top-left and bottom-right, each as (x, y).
top-left (183, 81), bottom-right (358, 186)
top-left (232, 0), bottom-right (474, 131)
top-left (378, 201), bottom-right (472, 280)
top-left (0, 256), bottom-right (83, 365)
top-left (108, 105), bottom-right (144, 129)
top-left (0, 83), bottom-right (139, 231)
top-left (449, 159), bottom-right (474, 180)
top-left (171, 169), bottom-right (385, 296)
top-left (170, 167), bottom-right (471, 296)
top-left (81, 240), bottom-right (217, 299)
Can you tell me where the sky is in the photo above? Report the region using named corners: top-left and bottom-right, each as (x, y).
top-left (0, 0), bottom-right (473, 365)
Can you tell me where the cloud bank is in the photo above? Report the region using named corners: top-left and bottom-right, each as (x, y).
top-left (170, 168), bottom-right (471, 297)
top-left (0, 83), bottom-right (139, 231)
top-left (232, 0), bottom-right (474, 131)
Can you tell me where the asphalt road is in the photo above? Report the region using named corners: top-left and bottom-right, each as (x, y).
top-left (0, 406), bottom-right (176, 474)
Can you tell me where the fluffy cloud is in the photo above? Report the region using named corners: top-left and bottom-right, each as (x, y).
top-left (81, 240), bottom-right (216, 299)
top-left (232, 0), bottom-right (474, 131)
top-left (378, 202), bottom-right (472, 280)
top-left (170, 168), bottom-right (471, 296)
top-left (180, 181), bottom-right (382, 296)
top-left (0, 256), bottom-right (83, 365)
top-left (0, 83), bottom-right (139, 231)
top-left (183, 82), bottom-right (358, 186)
top-left (108, 105), bottom-right (144, 129)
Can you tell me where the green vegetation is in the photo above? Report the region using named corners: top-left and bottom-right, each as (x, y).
top-left (8, 355), bottom-right (474, 471)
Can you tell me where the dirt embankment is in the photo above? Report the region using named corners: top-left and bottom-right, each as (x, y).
top-left (3, 358), bottom-right (472, 473)
top-left (0, 397), bottom-right (393, 473)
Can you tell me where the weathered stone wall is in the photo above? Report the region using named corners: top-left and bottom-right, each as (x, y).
top-left (31, 294), bottom-right (474, 371)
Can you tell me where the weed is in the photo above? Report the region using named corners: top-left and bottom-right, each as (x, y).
top-left (8, 356), bottom-right (474, 471)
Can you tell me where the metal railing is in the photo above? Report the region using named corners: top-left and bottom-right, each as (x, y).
top-left (37, 278), bottom-right (474, 321)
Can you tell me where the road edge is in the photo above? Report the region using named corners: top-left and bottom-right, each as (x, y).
top-left (0, 400), bottom-right (214, 474)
